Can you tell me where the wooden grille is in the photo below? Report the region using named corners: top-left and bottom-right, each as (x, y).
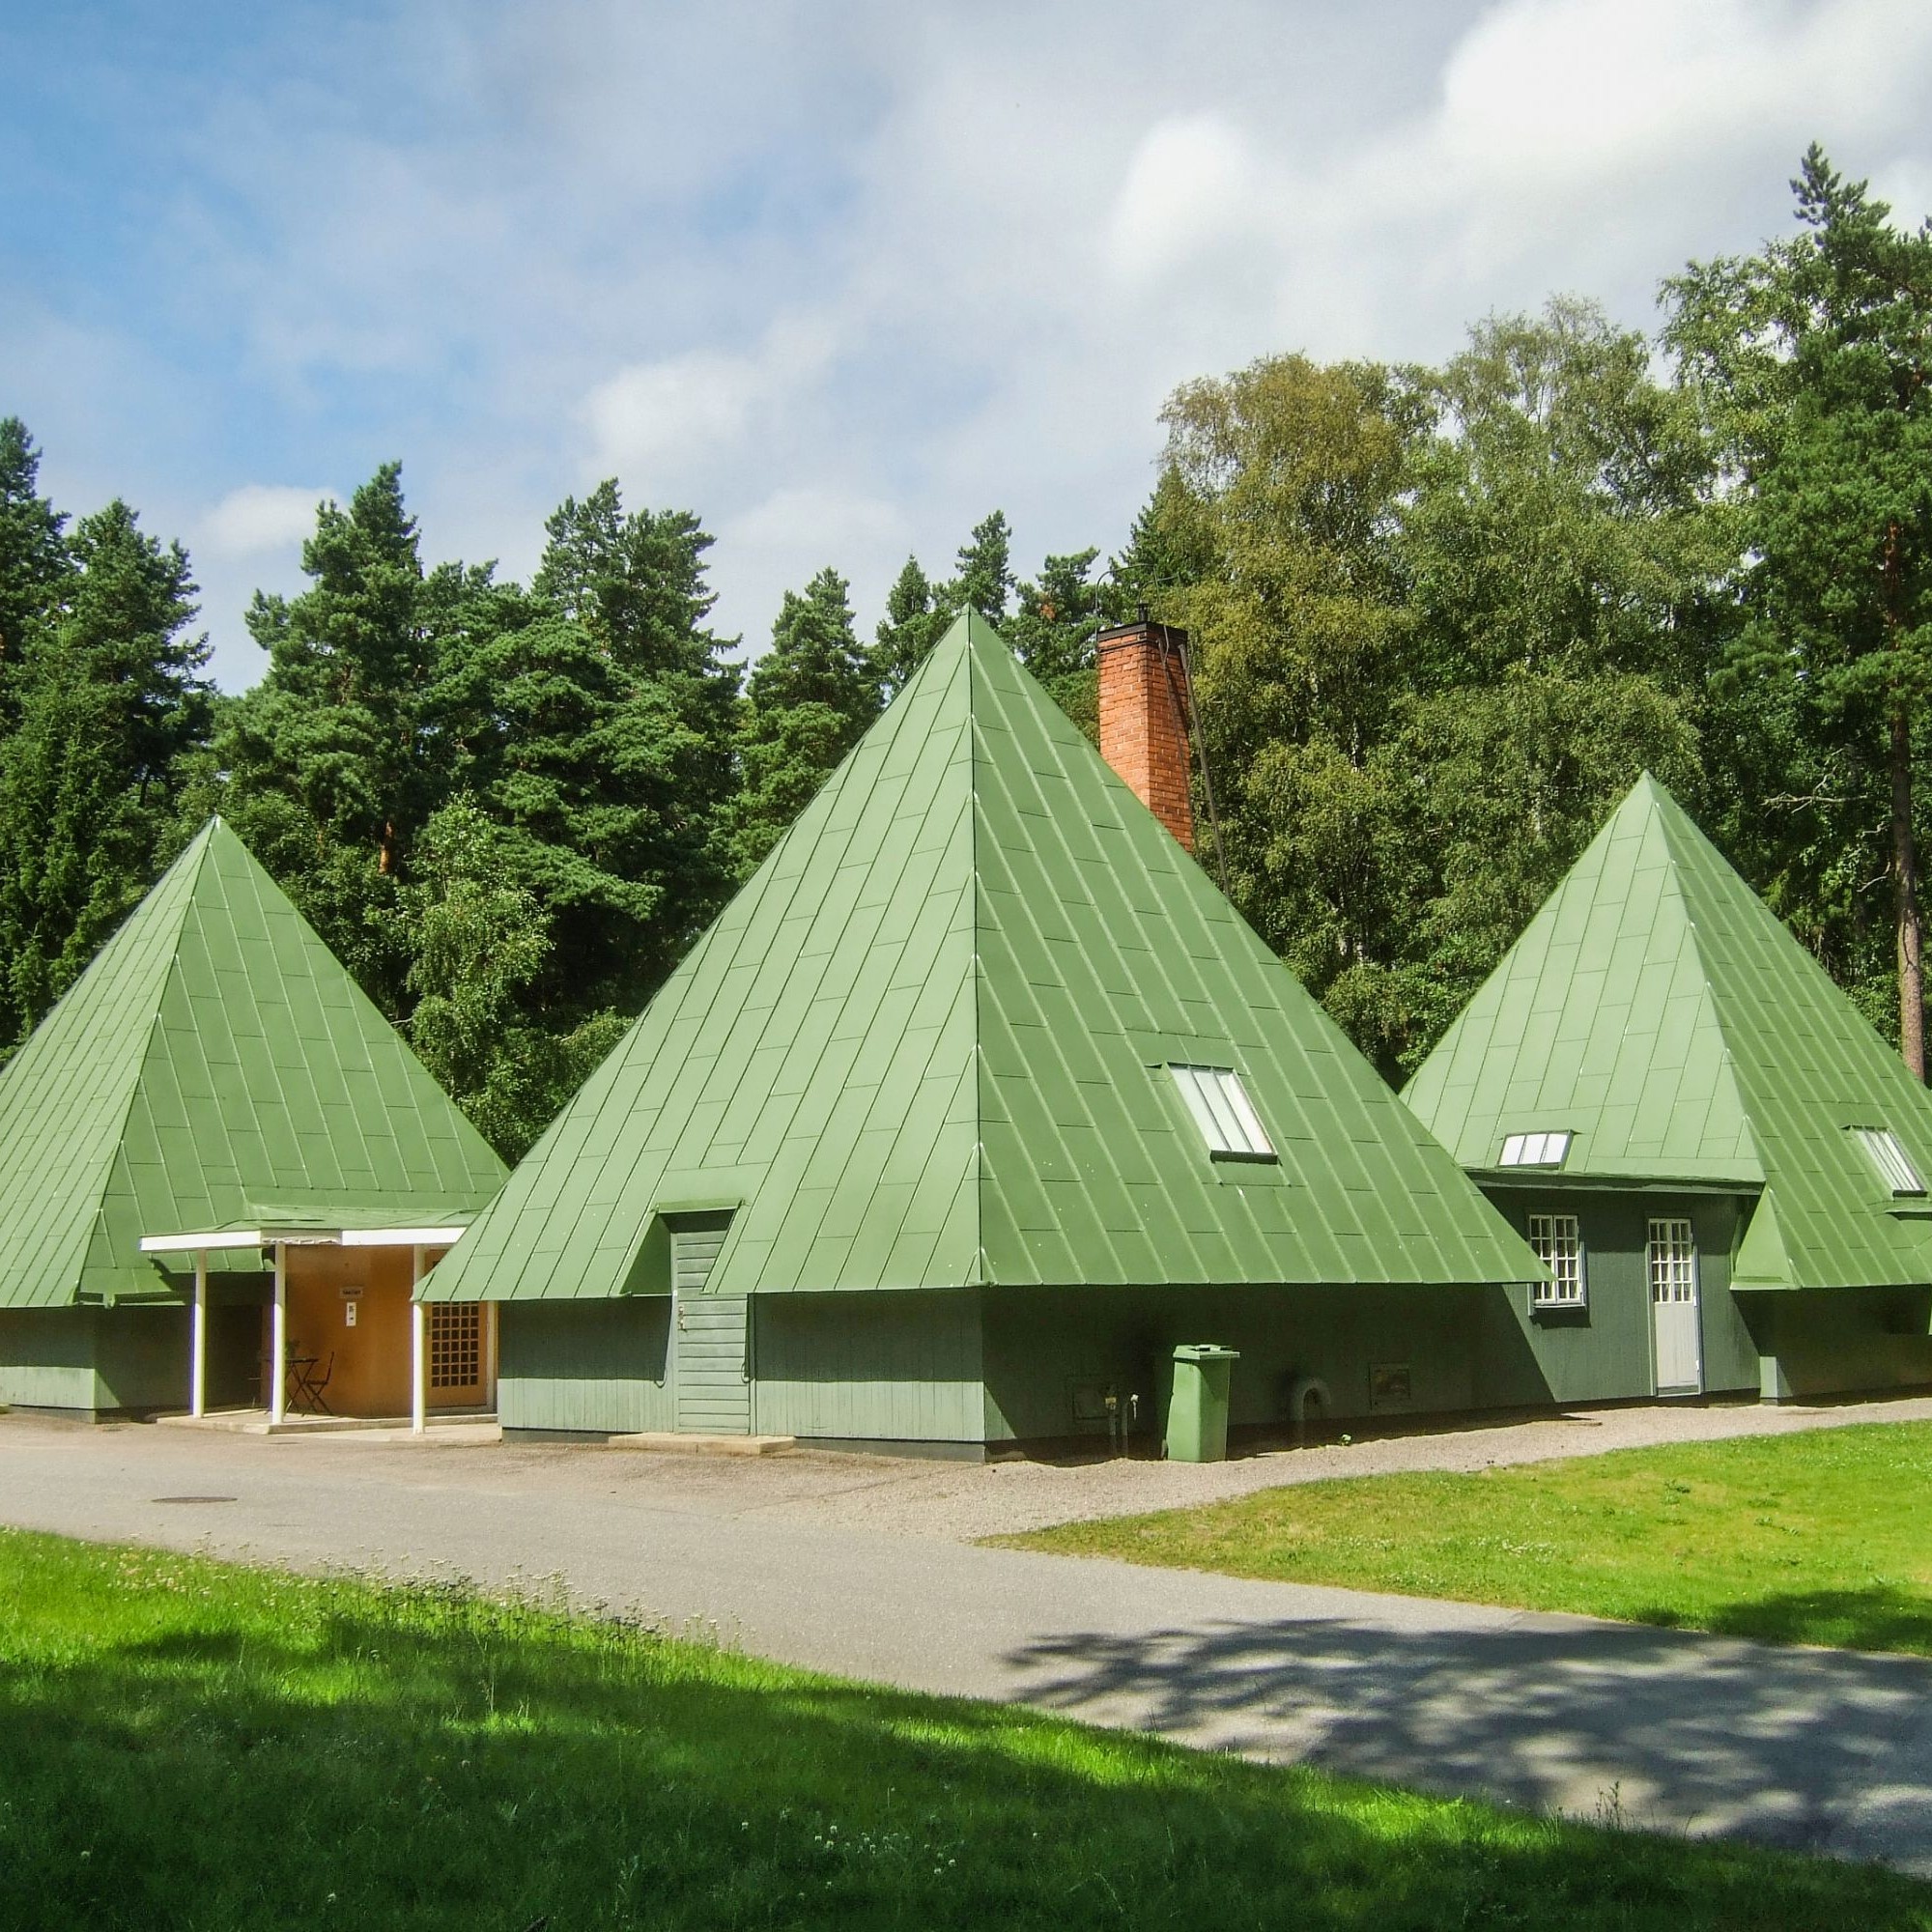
top-left (429, 1303), bottom-right (481, 1389)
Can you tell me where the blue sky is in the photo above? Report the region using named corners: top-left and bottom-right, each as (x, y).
top-left (7, 0), bottom-right (1932, 690)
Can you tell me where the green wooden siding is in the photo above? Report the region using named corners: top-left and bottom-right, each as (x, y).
top-left (752, 1292), bottom-right (982, 1443)
top-left (1476, 1190), bottom-right (1758, 1406)
top-left (980, 1283), bottom-right (1484, 1443)
top-left (0, 1308), bottom-right (100, 1410)
top-left (497, 1299), bottom-right (674, 1435)
top-left (1746, 1287), bottom-right (1932, 1399)
top-left (0, 1301), bottom-right (256, 1415)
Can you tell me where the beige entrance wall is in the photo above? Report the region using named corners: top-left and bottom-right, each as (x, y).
top-left (257, 1245), bottom-right (485, 1417)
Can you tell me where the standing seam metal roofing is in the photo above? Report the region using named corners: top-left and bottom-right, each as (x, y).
top-left (426, 612), bottom-right (1538, 1302)
top-left (1403, 774), bottom-right (1932, 1291)
top-left (0, 819), bottom-right (507, 1307)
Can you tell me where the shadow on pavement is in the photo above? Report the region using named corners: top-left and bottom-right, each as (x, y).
top-left (1002, 1607), bottom-right (1932, 1858)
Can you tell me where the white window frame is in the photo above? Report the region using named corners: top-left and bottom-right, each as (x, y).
top-left (1647, 1217), bottom-right (1696, 1305)
top-left (1500, 1130), bottom-right (1573, 1169)
top-left (1169, 1065), bottom-right (1275, 1160)
top-left (1526, 1213), bottom-right (1585, 1308)
top-left (1850, 1126), bottom-right (1925, 1196)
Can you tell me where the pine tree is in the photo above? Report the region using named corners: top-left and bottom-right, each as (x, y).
top-left (951, 509), bottom-right (1014, 625)
top-left (867, 555), bottom-right (947, 700)
top-left (1008, 548), bottom-right (1118, 743)
top-left (218, 464), bottom-right (453, 1011)
top-left (726, 568), bottom-right (880, 874)
top-left (1666, 148), bottom-right (1932, 1073)
top-left (0, 418), bottom-right (71, 725)
top-left (0, 499), bottom-right (210, 1045)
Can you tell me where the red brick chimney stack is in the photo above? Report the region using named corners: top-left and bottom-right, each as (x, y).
top-left (1096, 617), bottom-right (1195, 852)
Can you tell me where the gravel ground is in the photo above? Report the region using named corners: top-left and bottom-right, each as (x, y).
top-left (521, 1389), bottom-right (1932, 1542)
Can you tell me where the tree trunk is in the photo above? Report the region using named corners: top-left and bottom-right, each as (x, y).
top-left (1892, 704), bottom-right (1925, 1080)
top-left (378, 821), bottom-right (397, 878)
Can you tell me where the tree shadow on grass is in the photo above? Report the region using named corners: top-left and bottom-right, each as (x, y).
top-left (1679, 1585), bottom-right (1932, 1658)
top-left (2, 1557), bottom-right (1928, 1932)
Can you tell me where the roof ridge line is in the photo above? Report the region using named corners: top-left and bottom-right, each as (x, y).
top-left (1646, 788), bottom-right (1772, 1186)
top-left (966, 616), bottom-right (990, 1288)
top-left (89, 825), bottom-right (219, 1306)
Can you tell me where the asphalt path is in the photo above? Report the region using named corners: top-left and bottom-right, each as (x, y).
top-left (2, 1414), bottom-right (1928, 1875)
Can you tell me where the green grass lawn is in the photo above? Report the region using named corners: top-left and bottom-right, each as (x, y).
top-left (1, 1533), bottom-right (1925, 1929)
top-left (1006, 1419), bottom-right (1932, 1655)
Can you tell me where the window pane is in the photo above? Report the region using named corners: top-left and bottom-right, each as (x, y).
top-left (1214, 1070), bottom-right (1274, 1156)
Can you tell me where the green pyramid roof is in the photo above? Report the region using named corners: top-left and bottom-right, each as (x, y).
top-left (0, 819), bottom-right (507, 1307)
top-left (1404, 774), bottom-right (1932, 1290)
top-left (428, 613), bottom-right (1535, 1304)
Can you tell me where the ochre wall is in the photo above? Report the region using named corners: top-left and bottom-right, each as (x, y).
top-left (260, 1246), bottom-right (481, 1418)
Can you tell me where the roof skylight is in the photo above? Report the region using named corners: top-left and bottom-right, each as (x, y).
top-left (1170, 1065), bottom-right (1275, 1160)
top-left (1499, 1130), bottom-right (1572, 1169)
top-left (1851, 1126), bottom-right (1925, 1196)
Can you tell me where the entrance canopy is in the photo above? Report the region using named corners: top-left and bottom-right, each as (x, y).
top-left (140, 1217), bottom-right (480, 1432)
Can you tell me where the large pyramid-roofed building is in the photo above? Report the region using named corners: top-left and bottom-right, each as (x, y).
top-left (1405, 773), bottom-right (1932, 1293)
top-left (432, 611), bottom-right (1534, 1316)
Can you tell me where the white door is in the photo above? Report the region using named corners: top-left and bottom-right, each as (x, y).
top-left (1648, 1217), bottom-right (1702, 1394)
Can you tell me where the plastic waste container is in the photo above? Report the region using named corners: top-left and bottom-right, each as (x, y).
top-left (1165, 1344), bottom-right (1240, 1462)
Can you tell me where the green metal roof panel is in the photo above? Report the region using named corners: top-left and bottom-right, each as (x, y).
top-left (1406, 773), bottom-right (1932, 1289)
top-left (429, 612), bottom-right (1537, 1303)
top-left (0, 819), bottom-right (506, 1307)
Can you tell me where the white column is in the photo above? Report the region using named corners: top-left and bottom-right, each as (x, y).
top-left (410, 1245), bottom-right (427, 1435)
top-left (269, 1241), bottom-right (287, 1426)
top-left (484, 1296), bottom-right (498, 1411)
top-left (189, 1250), bottom-right (208, 1420)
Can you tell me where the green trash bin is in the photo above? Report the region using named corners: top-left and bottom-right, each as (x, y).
top-left (1166, 1344), bottom-right (1240, 1463)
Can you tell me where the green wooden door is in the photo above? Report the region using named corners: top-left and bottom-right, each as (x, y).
top-left (670, 1216), bottom-right (749, 1435)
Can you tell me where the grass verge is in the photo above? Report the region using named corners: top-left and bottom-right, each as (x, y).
top-left (1, 1528), bottom-right (1926, 1928)
top-left (1003, 1419), bottom-right (1932, 1654)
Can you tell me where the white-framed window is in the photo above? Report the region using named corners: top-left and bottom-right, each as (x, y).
top-left (1850, 1126), bottom-right (1925, 1196)
top-left (1500, 1130), bottom-right (1572, 1168)
top-left (1527, 1213), bottom-right (1585, 1307)
top-left (1647, 1218), bottom-right (1696, 1304)
top-left (1169, 1064), bottom-right (1275, 1160)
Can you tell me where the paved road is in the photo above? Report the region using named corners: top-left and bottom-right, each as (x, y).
top-left (3, 1414), bottom-right (1928, 1875)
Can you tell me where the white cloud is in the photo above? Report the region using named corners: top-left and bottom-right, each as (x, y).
top-left (579, 318), bottom-right (838, 497)
top-left (717, 485), bottom-right (913, 651)
top-left (199, 484), bottom-right (330, 559)
top-left (1108, 116), bottom-right (1269, 283)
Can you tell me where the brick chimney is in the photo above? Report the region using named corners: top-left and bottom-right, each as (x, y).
top-left (1096, 618), bottom-right (1195, 851)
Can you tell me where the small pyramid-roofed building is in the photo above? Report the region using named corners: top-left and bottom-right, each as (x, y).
top-left (431, 612), bottom-right (1537, 1453)
top-left (1406, 774), bottom-right (1932, 1405)
top-left (0, 819), bottom-right (507, 1416)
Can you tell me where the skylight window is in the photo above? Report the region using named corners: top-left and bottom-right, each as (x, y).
top-left (1170, 1065), bottom-right (1275, 1160)
top-left (1851, 1127), bottom-right (1925, 1196)
top-left (1499, 1131), bottom-right (1572, 1169)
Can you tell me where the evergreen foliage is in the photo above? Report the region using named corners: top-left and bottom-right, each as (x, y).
top-left (0, 498), bottom-right (209, 1048)
top-left (727, 568), bottom-right (879, 876)
top-left (0, 418), bottom-right (70, 724)
top-left (1666, 146), bottom-right (1932, 1072)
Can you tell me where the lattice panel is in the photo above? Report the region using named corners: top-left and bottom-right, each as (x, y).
top-left (429, 1302), bottom-right (481, 1389)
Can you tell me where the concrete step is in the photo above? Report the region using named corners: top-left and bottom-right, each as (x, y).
top-left (606, 1431), bottom-right (796, 1457)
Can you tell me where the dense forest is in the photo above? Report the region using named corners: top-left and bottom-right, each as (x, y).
top-left (1, 148), bottom-right (1927, 1156)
